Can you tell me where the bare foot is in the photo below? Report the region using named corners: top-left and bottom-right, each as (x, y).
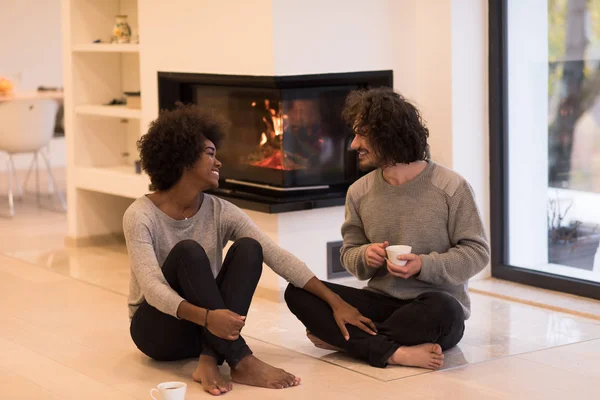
top-left (231, 355), bottom-right (300, 389)
top-left (306, 330), bottom-right (343, 352)
top-left (388, 343), bottom-right (444, 370)
top-left (192, 355), bottom-right (232, 396)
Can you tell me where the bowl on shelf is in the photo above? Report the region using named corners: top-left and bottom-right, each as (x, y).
top-left (124, 91), bottom-right (141, 109)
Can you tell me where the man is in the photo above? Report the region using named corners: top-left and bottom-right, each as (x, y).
top-left (285, 87), bottom-right (490, 369)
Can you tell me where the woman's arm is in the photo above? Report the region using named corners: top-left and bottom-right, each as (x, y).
top-left (221, 200), bottom-right (377, 339)
top-left (123, 209), bottom-right (186, 318)
top-left (178, 301), bottom-right (245, 341)
top-left (176, 301), bottom-right (207, 325)
top-left (302, 277), bottom-right (377, 339)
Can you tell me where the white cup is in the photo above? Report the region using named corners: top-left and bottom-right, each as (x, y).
top-left (150, 382), bottom-right (187, 400)
top-left (385, 245), bottom-right (412, 266)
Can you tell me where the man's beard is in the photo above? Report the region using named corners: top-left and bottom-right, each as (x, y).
top-left (358, 158), bottom-right (378, 171)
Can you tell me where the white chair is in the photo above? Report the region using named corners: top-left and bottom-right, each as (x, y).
top-left (0, 98), bottom-right (65, 216)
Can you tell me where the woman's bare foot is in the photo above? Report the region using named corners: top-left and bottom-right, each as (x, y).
top-left (306, 330), bottom-right (343, 352)
top-left (388, 343), bottom-right (444, 370)
top-left (231, 354), bottom-right (300, 389)
top-left (192, 355), bottom-right (232, 396)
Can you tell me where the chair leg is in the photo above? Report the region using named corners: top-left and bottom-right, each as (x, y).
top-left (35, 152), bottom-right (40, 206)
top-left (6, 158), bottom-right (15, 217)
top-left (8, 155), bottom-right (23, 201)
top-left (44, 146), bottom-right (54, 194)
top-left (39, 150), bottom-right (66, 211)
top-left (23, 154), bottom-right (37, 193)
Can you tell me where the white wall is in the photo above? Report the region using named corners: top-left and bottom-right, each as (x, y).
top-left (0, 0), bottom-right (65, 171)
top-left (390, 0), bottom-right (453, 170)
top-left (451, 0), bottom-right (490, 279)
top-left (138, 0), bottom-right (276, 132)
top-left (415, 0), bottom-right (453, 169)
top-left (272, 0), bottom-right (393, 75)
top-left (0, 0), bottom-right (63, 91)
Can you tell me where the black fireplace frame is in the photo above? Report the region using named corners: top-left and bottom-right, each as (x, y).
top-left (158, 70), bottom-right (393, 111)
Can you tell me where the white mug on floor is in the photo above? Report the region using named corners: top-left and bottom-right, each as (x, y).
top-left (386, 245), bottom-right (412, 266)
top-left (150, 381), bottom-right (187, 400)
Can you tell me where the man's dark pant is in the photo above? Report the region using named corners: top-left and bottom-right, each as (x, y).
top-left (285, 281), bottom-right (465, 368)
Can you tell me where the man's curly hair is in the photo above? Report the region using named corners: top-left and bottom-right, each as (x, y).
top-left (137, 104), bottom-right (227, 191)
top-left (342, 87), bottom-right (429, 166)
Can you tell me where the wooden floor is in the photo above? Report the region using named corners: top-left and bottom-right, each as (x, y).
top-left (1, 169), bottom-right (600, 399)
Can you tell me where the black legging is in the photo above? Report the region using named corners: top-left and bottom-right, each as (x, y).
top-left (285, 282), bottom-right (465, 368)
top-left (130, 238), bottom-right (263, 367)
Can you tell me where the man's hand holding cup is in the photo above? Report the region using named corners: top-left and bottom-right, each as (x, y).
top-left (385, 245), bottom-right (422, 279)
top-left (365, 241), bottom-right (389, 268)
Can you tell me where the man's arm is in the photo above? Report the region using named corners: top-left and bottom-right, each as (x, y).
top-left (340, 194), bottom-right (382, 280)
top-left (417, 182), bottom-right (490, 286)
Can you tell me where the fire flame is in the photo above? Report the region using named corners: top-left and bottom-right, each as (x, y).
top-left (250, 98), bottom-right (306, 171)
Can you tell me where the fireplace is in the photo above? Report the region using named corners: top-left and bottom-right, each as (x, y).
top-left (157, 71), bottom-right (392, 211)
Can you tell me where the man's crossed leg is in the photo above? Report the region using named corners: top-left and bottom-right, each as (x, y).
top-left (285, 281), bottom-right (464, 369)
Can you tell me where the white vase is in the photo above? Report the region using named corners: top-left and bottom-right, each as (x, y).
top-left (112, 15), bottom-right (132, 44)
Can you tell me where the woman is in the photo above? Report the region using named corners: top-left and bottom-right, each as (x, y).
top-left (124, 105), bottom-right (376, 396)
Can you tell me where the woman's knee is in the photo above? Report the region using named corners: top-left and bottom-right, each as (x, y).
top-left (224, 238), bottom-right (263, 282)
top-left (232, 237), bottom-right (263, 257)
top-left (171, 239), bottom-right (208, 262)
top-left (166, 240), bottom-right (212, 274)
top-left (231, 238), bottom-right (263, 269)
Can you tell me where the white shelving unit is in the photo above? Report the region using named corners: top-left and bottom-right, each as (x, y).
top-left (63, 0), bottom-right (148, 242)
top-left (72, 43), bottom-right (140, 53)
top-left (73, 165), bottom-right (150, 199)
top-left (75, 104), bottom-right (141, 119)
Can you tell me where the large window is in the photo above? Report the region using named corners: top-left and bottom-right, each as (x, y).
top-left (490, 0), bottom-right (600, 298)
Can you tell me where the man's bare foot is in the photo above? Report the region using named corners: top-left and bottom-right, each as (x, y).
top-left (388, 343), bottom-right (444, 370)
top-left (192, 355), bottom-right (232, 396)
top-left (306, 330), bottom-right (343, 352)
top-left (231, 355), bottom-right (300, 389)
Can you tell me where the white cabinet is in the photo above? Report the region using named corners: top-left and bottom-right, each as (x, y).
top-left (62, 0), bottom-right (149, 241)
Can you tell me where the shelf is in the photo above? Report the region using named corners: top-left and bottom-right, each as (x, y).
top-left (72, 44), bottom-right (140, 53)
top-left (75, 105), bottom-right (141, 119)
top-left (74, 166), bottom-right (151, 199)
top-left (65, 0), bottom-right (145, 239)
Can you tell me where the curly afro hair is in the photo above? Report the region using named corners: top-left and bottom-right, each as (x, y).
top-left (137, 104), bottom-right (227, 191)
top-left (342, 87), bottom-right (429, 166)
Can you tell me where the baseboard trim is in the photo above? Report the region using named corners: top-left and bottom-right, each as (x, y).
top-left (254, 286), bottom-right (285, 303)
top-left (470, 287), bottom-right (600, 321)
top-left (65, 233), bottom-right (125, 247)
